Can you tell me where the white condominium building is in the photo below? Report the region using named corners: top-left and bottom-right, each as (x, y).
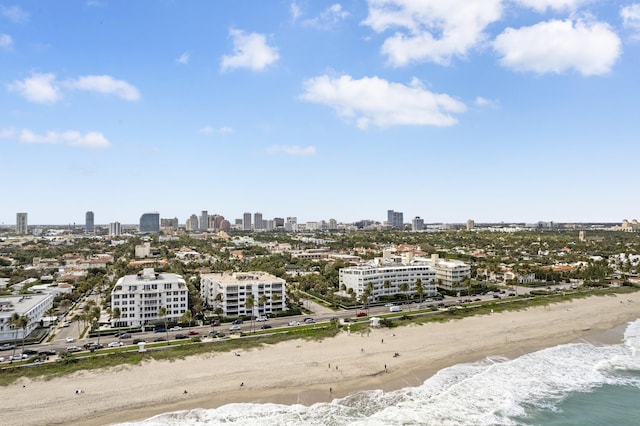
top-left (412, 254), bottom-right (471, 291)
top-left (200, 272), bottom-right (286, 318)
top-left (110, 268), bottom-right (188, 327)
top-left (339, 258), bottom-right (437, 300)
top-left (0, 294), bottom-right (53, 342)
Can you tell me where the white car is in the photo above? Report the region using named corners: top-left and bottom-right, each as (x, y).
top-left (229, 325), bottom-right (242, 331)
top-left (288, 321), bottom-right (300, 326)
top-left (256, 316), bottom-right (268, 322)
top-left (0, 356), bottom-right (5, 362)
top-left (108, 341), bottom-right (123, 348)
top-left (169, 326), bottom-right (182, 331)
top-left (65, 337), bottom-right (75, 343)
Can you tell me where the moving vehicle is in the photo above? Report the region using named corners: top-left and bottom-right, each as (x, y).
top-left (229, 325), bottom-right (242, 331)
top-left (65, 337), bottom-right (75, 343)
top-left (288, 321), bottom-right (300, 326)
top-left (356, 311), bottom-right (367, 317)
top-left (256, 316), bottom-right (268, 322)
top-left (175, 333), bottom-right (188, 339)
top-left (389, 306), bottom-right (402, 312)
top-left (187, 330), bottom-right (200, 335)
top-left (66, 346), bottom-right (82, 353)
top-left (303, 318), bottom-right (315, 324)
top-left (108, 341), bottom-right (123, 348)
top-left (169, 326), bottom-right (182, 331)
top-left (232, 319), bottom-right (243, 325)
top-left (260, 324), bottom-right (272, 329)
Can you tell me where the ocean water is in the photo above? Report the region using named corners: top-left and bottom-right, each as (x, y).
top-left (119, 318), bottom-right (640, 426)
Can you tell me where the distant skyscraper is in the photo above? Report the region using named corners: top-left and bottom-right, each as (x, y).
top-left (139, 212), bottom-right (160, 233)
top-left (412, 216), bottom-right (424, 231)
top-left (160, 217), bottom-right (179, 230)
top-left (466, 219), bottom-right (475, 231)
top-left (387, 210), bottom-right (404, 229)
top-left (243, 212), bottom-right (252, 231)
top-left (200, 210), bottom-right (208, 231)
top-left (254, 212), bottom-right (263, 230)
top-left (109, 222), bottom-right (122, 236)
top-left (16, 212), bottom-right (28, 235)
top-left (85, 211), bottom-right (95, 234)
top-left (328, 218), bottom-right (337, 230)
top-left (187, 214), bottom-right (199, 231)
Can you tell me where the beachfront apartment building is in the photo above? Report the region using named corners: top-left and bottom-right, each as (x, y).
top-left (409, 254), bottom-right (471, 291)
top-left (339, 258), bottom-right (437, 301)
top-left (200, 272), bottom-right (286, 318)
top-left (0, 294), bottom-right (53, 342)
top-left (110, 268), bottom-right (188, 328)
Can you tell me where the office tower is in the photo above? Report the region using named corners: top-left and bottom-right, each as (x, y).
top-left (139, 212), bottom-right (160, 233)
top-left (285, 217), bottom-right (298, 232)
top-left (212, 214), bottom-right (224, 231)
top-left (243, 212), bottom-right (252, 231)
top-left (387, 210), bottom-right (404, 229)
top-left (85, 211), bottom-right (95, 234)
top-left (160, 217), bottom-right (179, 230)
top-left (466, 219), bottom-right (475, 231)
top-left (412, 216), bottom-right (425, 231)
top-left (16, 212), bottom-right (28, 235)
top-left (273, 217), bottom-right (284, 229)
top-left (328, 218), bottom-right (337, 230)
top-left (109, 222), bottom-right (122, 236)
top-left (254, 212), bottom-right (263, 230)
top-left (187, 214), bottom-right (199, 231)
top-left (220, 219), bottom-right (231, 233)
top-left (200, 210), bottom-right (208, 231)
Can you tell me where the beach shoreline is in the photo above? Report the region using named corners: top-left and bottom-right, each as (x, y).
top-left (5, 294), bottom-right (639, 426)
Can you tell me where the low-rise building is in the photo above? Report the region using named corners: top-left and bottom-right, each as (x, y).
top-left (110, 268), bottom-right (188, 328)
top-left (339, 258), bottom-right (437, 301)
top-left (0, 294), bottom-right (53, 342)
top-left (200, 272), bottom-right (286, 318)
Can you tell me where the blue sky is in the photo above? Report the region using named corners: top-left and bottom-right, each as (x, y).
top-left (2, 0), bottom-right (639, 226)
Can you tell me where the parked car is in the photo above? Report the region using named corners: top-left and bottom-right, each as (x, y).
top-left (260, 324), bottom-right (272, 330)
top-left (154, 328), bottom-right (166, 333)
top-left (62, 321), bottom-right (71, 327)
top-left (175, 333), bottom-right (188, 339)
top-left (66, 346), bottom-right (82, 353)
top-left (303, 318), bottom-right (315, 324)
top-left (38, 349), bottom-right (56, 356)
top-left (256, 316), bottom-right (268, 322)
top-left (187, 330), bottom-right (200, 335)
top-left (229, 325), bottom-right (242, 331)
top-left (288, 321), bottom-right (300, 326)
top-left (0, 343), bottom-right (16, 350)
top-left (22, 349), bottom-right (38, 356)
top-left (232, 319), bottom-right (243, 325)
top-left (108, 341), bottom-right (123, 348)
top-left (0, 356), bottom-right (5, 362)
top-left (356, 311), bottom-right (367, 317)
top-left (10, 354), bottom-right (27, 361)
top-left (119, 332), bottom-right (132, 339)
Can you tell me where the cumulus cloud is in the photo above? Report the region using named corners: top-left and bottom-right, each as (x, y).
top-left (64, 75), bottom-right (140, 101)
top-left (513, 0), bottom-right (592, 13)
top-left (0, 5), bottom-right (29, 23)
top-left (221, 29), bottom-right (279, 72)
top-left (622, 4), bottom-right (640, 39)
top-left (300, 74), bottom-right (466, 129)
top-left (493, 19), bottom-right (621, 76)
top-left (175, 51), bottom-right (191, 64)
top-left (290, 2), bottom-right (302, 21)
top-left (0, 33), bottom-right (12, 49)
top-left (361, 0), bottom-right (503, 66)
top-left (302, 4), bottom-right (349, 29)
top-left (267, 145), bottom-right (317, 156)
top-left (0, 128), bottom-right (110, 148)
top-left (7, 73), bottom-right (62, 104)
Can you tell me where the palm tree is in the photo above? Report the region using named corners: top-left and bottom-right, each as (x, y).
top-left (112, 307), bottom-right (121, 328)
top-left (399, 282), bottom-right (410, 304)
top-left (91, 306), bottom-right (101, 345)
top-left (181, 310), bottom-right (193, 331)
top-left (415, 278), bottom-right (424, 303)
top-left (158, 306), bottom-right (169, 342)
top-left (8, 313), bottom-right (20, 360)
top-left (258, 294), bottom-right (268, 319)
top-left (245, 294), bottom-right (255, 333)
top-left (383, 279), bottom-right (391, 297)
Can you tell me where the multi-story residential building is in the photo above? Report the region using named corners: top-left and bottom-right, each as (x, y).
top-left (200, 271), bottom-right (286, 318)
top-left (412, 254), bottom-right (471, 291)
top-left (243, 212), bottom-right (252, 231)
top-left (387, 210), bottom-right (404, 229)
top-left (466, 219), bottom-right (475, 231)
top-left (200, 211), bottom-right (209, 231)
top-left (110, 268), bottom-right (188, 328)
top-left (16, 212), bottom-right (28, 235)
top-left (412, 216), bottom-right (424, 231)
top-left (339, 258), bottom-right (437, 301)
top-left (139, 212), bottom-right (160, 234)
top-left (161, 217), bottom-right (179, 231)
top-left (0, 294), bottom-right (53, 342)
top-left (186, 214), bottom-right (199, 231)
top-left (109, 221), bottom-right (122, 236)
top-left (328, 218), bottom-right (338, 230)
top-left (85, 211), bottom-right (94, 234)
top-left (285, 217), bottom-right (298, 232)
top-left (254, 212), bottom-right (263, 230)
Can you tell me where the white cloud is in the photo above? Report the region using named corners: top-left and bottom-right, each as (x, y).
top-left (493, 19), bottom-right (621, 76)
top-left (0, 5), bottom-right (29, 23)
top-left (513, 0), bottom-right (592, 13)
top-left (175, 51), bottom-right (191, 64)
top-left (7, 73), bottom-right (62, 104)
top-left (0, 33), bottom-right (12, 49)
top-left (64, 75), bottom-right (140, 101)
top-left (362, 0), bottom-right (503, 66)
top-left (221, 29), bottom-right (279, 72)
top-left (290, 2), bottom-right (302, 21)
top-left (300, 74), bottom-right (466, 129)
top-left (475, 97), bottom-right (490, 106)
top-left (302, 4), bottom-right (349, 29)
top-left (200, 125), bottom-right (233, 135)
top-left (622, 4), bottom-right (640, 39)
top-left (0, 128), bottom-right (110, 148)
top-left (267, 145), bottom-right (317, 156)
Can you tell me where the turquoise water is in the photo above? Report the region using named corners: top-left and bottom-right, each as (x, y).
top-left (119, 318), bottom-right (640, 426)
top-left (519, 382), bottom-right (640, 426)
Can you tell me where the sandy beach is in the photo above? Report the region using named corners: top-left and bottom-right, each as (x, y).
top-left (3, 294), bottom-right (639, 426)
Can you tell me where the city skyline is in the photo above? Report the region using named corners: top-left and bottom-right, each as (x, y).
top-left (2, 1), bottom-right (640, 225)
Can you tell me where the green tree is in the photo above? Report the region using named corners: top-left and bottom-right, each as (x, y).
top-left (181, 309), bottom-right (193, 330)
top-left (158, 306), bottom-right (169, 342)
top-left (245, 294), bottom-right (255, 332)
top-left (415, 278), bottom-right (424, 303)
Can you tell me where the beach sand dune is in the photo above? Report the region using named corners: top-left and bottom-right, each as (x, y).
top-left (3, 294), bottom-right (638, 426)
